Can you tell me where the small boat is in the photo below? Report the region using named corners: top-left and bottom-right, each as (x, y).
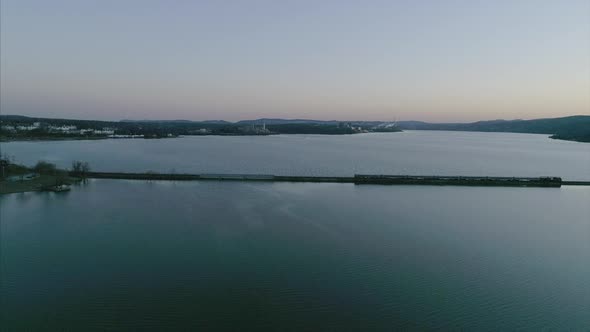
top-left (53, 184), bottom-right (71, 192)
top-left (42, 184), bottom-right (71, 192)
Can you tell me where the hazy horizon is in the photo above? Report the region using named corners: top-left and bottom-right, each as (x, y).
top-left (5, 112), bottom-right (590, 124)
top-left (1, 1), bottom-right (589, 122)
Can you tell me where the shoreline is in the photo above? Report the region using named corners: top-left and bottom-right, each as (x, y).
top-left (2, 131), bottom-right (588, 143)
top-left (0, 175), bottom-right (82, 195)
top-left (0, 136), bottom-right (110, 142)
top-left (3, 172), bottom-right (588, 195)
top-left (0, 132), bottom-right (377, 142)
top-left (549, 135), bottom-right (590, 143)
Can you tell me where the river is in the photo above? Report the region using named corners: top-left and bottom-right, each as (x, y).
top-left (1, 131), bottom-right (589, 330)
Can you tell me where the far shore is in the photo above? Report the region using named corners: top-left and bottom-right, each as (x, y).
top-left (1, 136), bottom-right (109, 142)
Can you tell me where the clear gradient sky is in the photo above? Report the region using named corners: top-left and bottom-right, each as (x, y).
top-left (1, 0), bottom-right (589, 122)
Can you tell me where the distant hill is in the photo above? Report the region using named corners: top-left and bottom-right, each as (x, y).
top-left (237, 118), bottom-right (338, 125)
top-left (120, 119), bottom-right (232, 124)
top-left (237, 118), bottom-right (390, 127)
top-left (201, 120), bottom-right (232, 124)
top-left (237, 116), bottom-right (590, 142)
top-left (396, 116), bottom-right (590, 142)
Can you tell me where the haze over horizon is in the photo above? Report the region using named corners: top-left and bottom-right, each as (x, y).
top-left (1, 0), bottom-right (589, 122)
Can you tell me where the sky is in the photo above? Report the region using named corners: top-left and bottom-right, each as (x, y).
top-left (1, 0), bottom-right (589, 122)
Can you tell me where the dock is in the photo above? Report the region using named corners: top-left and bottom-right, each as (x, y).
top-left (78, 172), bottom-right (575, 187)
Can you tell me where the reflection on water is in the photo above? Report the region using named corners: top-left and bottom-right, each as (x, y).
top-left (2, 180), bottom-right (589, 330)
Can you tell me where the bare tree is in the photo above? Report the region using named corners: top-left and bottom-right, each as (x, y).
top-left (81, 162), bottom-right (91, 174)
top-left (71, 160), bottom-right (84, 173)
top-left (71, 160), bottom-right (91, 179)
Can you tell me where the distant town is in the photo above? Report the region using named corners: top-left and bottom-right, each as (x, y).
top-left (1, 114), bottom-right (589, 142)
top-left (2, 121), bottom-right (159, 139)
top-left (3, 122), bottom-right (121, 136)
top-left (0, 116), bottom-right (402, 141)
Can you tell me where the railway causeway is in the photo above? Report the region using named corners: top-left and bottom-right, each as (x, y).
top-left (79, 172), bottom-right (585, 187)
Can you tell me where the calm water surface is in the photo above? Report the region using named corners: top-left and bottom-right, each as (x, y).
top-left (1, 132), bottom-right (590, 330)
top-left (3, 131), bottom-right (590, 180)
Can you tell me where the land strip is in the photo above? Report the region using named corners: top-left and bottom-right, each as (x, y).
top-left (82, 172), bottom-right (571, 187)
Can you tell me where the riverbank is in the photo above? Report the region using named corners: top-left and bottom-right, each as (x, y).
top-left (0, 158), bottom-right (86, 195)
top-left (3, 131), bottom-right (587, 144)
top-left (0, 131), bottom-right (370, 142)
top-left (0, 175), bottom-right (81, 194)
top-left (0, 136), bottom-right (109, 142)
top-left (549, 134), bottom-right (590, 143)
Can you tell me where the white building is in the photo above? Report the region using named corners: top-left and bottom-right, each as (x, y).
top-left (1, 125), bottom-right (16, 132)
top-left (49, 125), bottom-right (78, 132)
top-left (16, 125), bottom-right (38, 131)
top-left (108, 134), bottom-right (144, 138)
top-left (94, 127), bottom-right (115, 135)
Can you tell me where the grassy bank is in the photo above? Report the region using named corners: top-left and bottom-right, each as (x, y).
top-left (0, 175), bottom-right (81, 194)
top-left (0, 159), bottom-right (87, 195)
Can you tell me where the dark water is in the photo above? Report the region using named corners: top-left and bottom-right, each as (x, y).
top-left (3, 131), bottom-right (590, 180)
top-left (2, 132), bottom-right (590, 330)
top-left (2, 180), bottom-right (589, 330)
